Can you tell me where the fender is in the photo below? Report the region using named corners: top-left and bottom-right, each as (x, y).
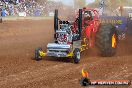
top-left (85, 26), bottom-right (91, 38)
top-left (85, 25), bottom-right (96, 47)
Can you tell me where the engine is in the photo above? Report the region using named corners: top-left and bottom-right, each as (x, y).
top-left (55, 21), bottom-right (73, 44)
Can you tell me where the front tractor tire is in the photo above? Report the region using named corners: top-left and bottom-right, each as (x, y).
top-left (35, 48), bottom-right (42, 61)
top-left (96, 24), bottom-right (118, 57)
top-left (73, 48), bottom-right (81, 64)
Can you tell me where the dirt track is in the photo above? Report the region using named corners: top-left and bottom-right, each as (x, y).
top-left (0, 20), bottom-right (132, 88)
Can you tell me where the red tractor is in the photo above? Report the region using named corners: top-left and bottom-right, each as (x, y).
top-left (35, 8), bottom-right (118, 63)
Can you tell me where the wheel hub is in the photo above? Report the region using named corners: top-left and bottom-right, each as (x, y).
top-left (77, 51), bottom-right (80, 60)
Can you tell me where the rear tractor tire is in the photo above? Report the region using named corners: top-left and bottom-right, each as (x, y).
top-left (96, 24), bottom-right (119, 57)
top-left (35, 47), bottom-right (42, 61)
top-left (73, 48), bottom-right (81, 64)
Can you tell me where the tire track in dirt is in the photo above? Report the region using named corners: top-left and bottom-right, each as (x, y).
top-left (0, 57), bottom-right (104, 88)
top-left (0, 55), bottom-right (125, 88)
top-left (107, 64), bottom-right (132, 79)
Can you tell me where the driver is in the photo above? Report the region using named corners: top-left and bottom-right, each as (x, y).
top-left (84, 11), bottom-right (92, 27)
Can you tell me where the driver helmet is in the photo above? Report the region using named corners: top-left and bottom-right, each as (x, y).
top-left (84, 11), bottom-right (90, 17)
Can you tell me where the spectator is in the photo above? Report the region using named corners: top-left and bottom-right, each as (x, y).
top-left (1, 8), bottom-right (9, 17)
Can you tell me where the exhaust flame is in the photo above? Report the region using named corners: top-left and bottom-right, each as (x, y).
top-left (82, 69), bottom-right (89, 78)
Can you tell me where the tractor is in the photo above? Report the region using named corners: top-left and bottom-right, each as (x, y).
top-left (35, 8), bottom-right (118, 63)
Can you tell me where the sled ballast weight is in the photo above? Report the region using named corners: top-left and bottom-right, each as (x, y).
top-left (35, 8), bottom-right (119, 64)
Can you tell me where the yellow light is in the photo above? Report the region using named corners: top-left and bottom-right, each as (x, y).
top-left (112, 34), bottom-right (116, 48)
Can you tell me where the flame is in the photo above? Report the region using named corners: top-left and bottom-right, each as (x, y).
top-left (82, 69), bottom-right (89, 78)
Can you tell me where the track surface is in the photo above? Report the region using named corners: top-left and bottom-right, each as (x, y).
top-left (0, 20), bottom-right (132, 88)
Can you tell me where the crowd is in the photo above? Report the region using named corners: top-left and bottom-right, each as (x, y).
top-left (0, 0), bottom-right (46, 17)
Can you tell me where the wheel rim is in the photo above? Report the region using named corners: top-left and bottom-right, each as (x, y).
top-left (77, 51), bottom-right (80, 60)
top-left (112, 34), bottom-right (116, 48)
